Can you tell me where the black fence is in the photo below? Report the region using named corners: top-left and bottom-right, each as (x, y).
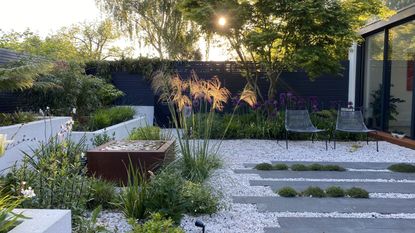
top-left (0, 61), bottom-right (349, 126)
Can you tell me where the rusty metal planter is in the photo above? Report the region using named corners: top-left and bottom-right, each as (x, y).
top-left (87, 140), bottom-right (175, 184)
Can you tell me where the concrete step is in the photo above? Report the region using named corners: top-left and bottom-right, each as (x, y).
top-left (264, 218), bottom-right (415, 233)
top-left (233, 196), bottom-right (415, 214)
top-left (250, 180), bottom-right (415, 194)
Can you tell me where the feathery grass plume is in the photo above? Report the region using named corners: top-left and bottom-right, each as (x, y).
top-left (206, 76), bottom-right (230, 111)
top-left (239, 86), bottom-right (257, 108)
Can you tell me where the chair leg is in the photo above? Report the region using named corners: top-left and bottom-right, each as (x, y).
top-left (375, 131), bottom-right (379, 152)
top-left (366, 133), bottom-right (369, 145)
top-left (312, 133), bottom-right (315, 143)
top-left (286, 131), bottom-right (289, 149)
top-left (333, 131), bottom-right (336, 149)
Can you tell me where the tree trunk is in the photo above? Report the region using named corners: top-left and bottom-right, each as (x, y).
top-left (267, 72), bottom-right (281, 101)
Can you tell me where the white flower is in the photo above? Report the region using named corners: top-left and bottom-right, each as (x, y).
top-left (21, 187), bottom-right (36, 198)
top-left (39, 109), bottom-right (45, 116)
top-left (80, 152), bottom-right (85, 158)
top-left (72, 108), bottom-right (77, 114)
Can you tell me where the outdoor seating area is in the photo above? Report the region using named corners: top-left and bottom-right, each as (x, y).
top-left (1, 1), bottom-right (415, 233)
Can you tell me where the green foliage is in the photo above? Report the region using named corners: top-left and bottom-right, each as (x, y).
top-left (130, 213), bottom-right (184, 233)
top-left (291, 164), bottom-right (309, 171)
top-left (254, 163), bottom-right (274, 171)
top-left (181, 181), bottom-right (219, 215)
top-left (0, 111), bottom-right (37, 126)
top-left (88, 106), bottom-right (135, 131)
top-left (146, 169), bottom-right (186, 223)
top-left (388, 163), bottom-right (415, 173)
top-left (129, 126), bottom-right (161, 140)
top-left (273, 164), bottom-right (289, 170)
top-left (277, 187), bottom-right (298, 197)
top-left (118, 161), bottom-right (148, 220)
top-left (91, 131), bottom-right (115, 147)
top-left (322, 165), bottom-right (346, 172)
top-left (325, 186), bottom-right (346, 198)
top-left (74, 206), bottom-right (109, 233)
top-left (346, 187), bottom-right (369, 198)
top-left (302, 186), bottom-right (326, 198)
top-left (87, 178), bottom-right (117, 210)
top-left (0, 194), bottom-right (24, 233)
top-left (308, 163), bottom-right (324, 171)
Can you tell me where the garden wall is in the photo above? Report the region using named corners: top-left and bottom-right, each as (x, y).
top-left (10, 209), bottom-right (71, 233)
top-left (0, 117), bottom-right (71, 172)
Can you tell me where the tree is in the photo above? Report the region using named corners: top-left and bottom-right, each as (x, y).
top-left (179, 0), bottom-right (392, 100)
top-left (97, 0), bottom-right (201, 60)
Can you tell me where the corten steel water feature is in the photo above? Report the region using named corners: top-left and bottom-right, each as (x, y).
top-left (86, 140), bottom-right (175, 184)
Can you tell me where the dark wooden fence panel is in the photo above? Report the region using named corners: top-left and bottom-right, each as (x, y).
top-left (111, 72), bottom-right (154, 106)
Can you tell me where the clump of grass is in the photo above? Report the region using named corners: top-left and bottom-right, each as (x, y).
top-left (277, 187), bottom-right (298, 197)
top-left (291, 164), bottom-right (309, 171)
top-left (254, 163), bottom-right (274, 170)
top-left (309, 163), bottom-right (323, 171)
top-left (388, 163), bottom-right (415, 173)
top-left (325, 186), bottom-right (345, 197)
top-left (346, 187), bottom-right (369, 198)
top-left (273, 163), bottom-right (289, 170)
top-left (302, 186), bottom-right (326, 198)
top-left (322, 165), bottom-right (346, 171)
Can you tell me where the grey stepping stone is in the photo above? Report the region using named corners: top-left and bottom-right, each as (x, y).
top-left (234, 169), bottom-right (415, 180)
top-left (245, 161), bottom-right (394, 170)
top-left (233, 196), bottom-right (415, 213)
top-left (264, 218), bottom-right (415, 233)
top-left (250, 180), bottom-right (415, 193)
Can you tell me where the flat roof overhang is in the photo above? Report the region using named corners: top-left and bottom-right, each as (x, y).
top-left (359, 4), bottom-right (415, 37)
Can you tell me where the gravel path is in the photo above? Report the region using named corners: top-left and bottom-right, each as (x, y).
top-left (180, 140), bottom-right (415, 233)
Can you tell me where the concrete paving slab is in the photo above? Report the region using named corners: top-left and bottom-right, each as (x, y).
top-left (250, 180), bottom-right (415, 193)
top-left (244, 161), bottom-right (395, 170)
top-left (264, 218), bottom-right (415, 233)
top-left (233, 196), bottom-right (415, 213)
top-left (234, 169), bottom-right (415, 180)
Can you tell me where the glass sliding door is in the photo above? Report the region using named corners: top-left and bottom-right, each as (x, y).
top-left (363, 32), bottom-right (385, 129)
top-left (388, 20), bottom-right (415, 136)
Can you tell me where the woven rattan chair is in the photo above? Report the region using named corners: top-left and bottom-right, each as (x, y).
top-left (285, 109), bottom-right (327, 150)
top-left (333, 109), bottom-right (378, 151)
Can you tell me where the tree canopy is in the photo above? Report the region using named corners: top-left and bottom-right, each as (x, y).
top-left (179, 0), bottom-right (392, 100)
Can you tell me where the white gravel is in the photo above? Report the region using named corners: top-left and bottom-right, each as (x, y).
top-left (370, 193), bottom-right (415, 199)
top-left (180, 140), bottom-right (415, 233)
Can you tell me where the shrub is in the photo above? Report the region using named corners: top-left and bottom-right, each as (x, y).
top-left (91, 131), bottom-right (115, 147)
top-left (291, 164), bottom-right (309, 171)
top-left (309, 163), bottom-right (323, 171)
top-left (388, 163), bottom-right (415, 173)
top-left (277, 187), bottom-right (298, 197)
top-left (254, 163), bottom-right (273, 170)
top-left (146, 169), bottom-right (186, 223)
top-left (0, 111), bottom-right (37, 126)
top-left (302, 186), bottom-right (326, 198)
top-left (325, 186), bottom-right (345, 197)
top-left (0, 194), bottom-right (23, 233)
top-left (273, 163), bottom-right (289, 170)
top-left (130, 213), bottom-right (184, 233)
top-left (87, 178), bottom-right (117, 210)
top-left (118, 161), bottom-right (147, 220)
top-left (74, 205), bottom-right (109, 233)
top-left (129, 126), bottom-right (161, 140)
top-left (346, 187), bottom-right (369, 198)
top-left (180, 154), bottom-right (221, 183)
top-left (322, 165), bottom-right (346, 172)
top-left (181, 181), bottom-right (219, 215)
top-left (88, 106), bottom-right (135, 131)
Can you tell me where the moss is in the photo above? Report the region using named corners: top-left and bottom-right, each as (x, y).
top-left (302, 186), bottom-right (326, 198)
top-left (277, 187), bottom-right (298, 197)
top-left (254, 163), bottom-right (273, 170)
top-left (325, 186), bottom-right (345, 197)
top-left (346, 187), bottom-right (369, 198)
top-left (273, 163), bottom-right (289, 170)
top-left (291, 164), bottom-right (309, 171)
top-left (388, 163), bottom-right (415, 173)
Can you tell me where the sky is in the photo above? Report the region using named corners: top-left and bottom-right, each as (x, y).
top-left (0, 0), bottom-right (230, 61)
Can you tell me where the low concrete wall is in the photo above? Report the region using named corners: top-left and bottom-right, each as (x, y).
top-left (0, 117), bottom-right (72, 172)
top-left (71, 116), bottom-right (147, 148)
top-left (10, 209), bottom-right (71, 233)
top-left (130, 105), bottom-right (154, 125)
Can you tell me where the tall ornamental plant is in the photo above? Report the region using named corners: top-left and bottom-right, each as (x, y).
top-left (152, 70), bottom-right (255, 182)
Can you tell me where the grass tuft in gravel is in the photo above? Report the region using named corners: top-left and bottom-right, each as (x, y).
top-left (322, 165), bottom-right (346, 172)
top-left (308, 163), bottom-right (324, 171)
top-left (388, 163), bottom-right (415, 173)
top-left (273, 163), bottom-right (289, 170)
top-left (302, 186), bottom-right (326, 198)
top-left (325, 186), bottom-right (345, 197)
top-left (254, 163), bottom-right (274, 170)
top-left (277, 187), bottom-right (298, 197)
top-left (346, 187), bottom-right (369, 198)
top-left (291, 164), bottom-right (310, 171)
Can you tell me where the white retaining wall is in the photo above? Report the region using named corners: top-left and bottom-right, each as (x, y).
top-left (0, 117), bottom-right (71, 172)
top-left (130, 105), bottom-right (154, 125)
top-left (70, 116), bottom-right (147, 148)
top-left (10, 209), bottom-right (71, 233)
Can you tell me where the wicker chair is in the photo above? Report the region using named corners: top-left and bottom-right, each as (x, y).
top-left (334, 109), bottom-right (378, 151)
top-left (285, 109), bottom-right (327, 150)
